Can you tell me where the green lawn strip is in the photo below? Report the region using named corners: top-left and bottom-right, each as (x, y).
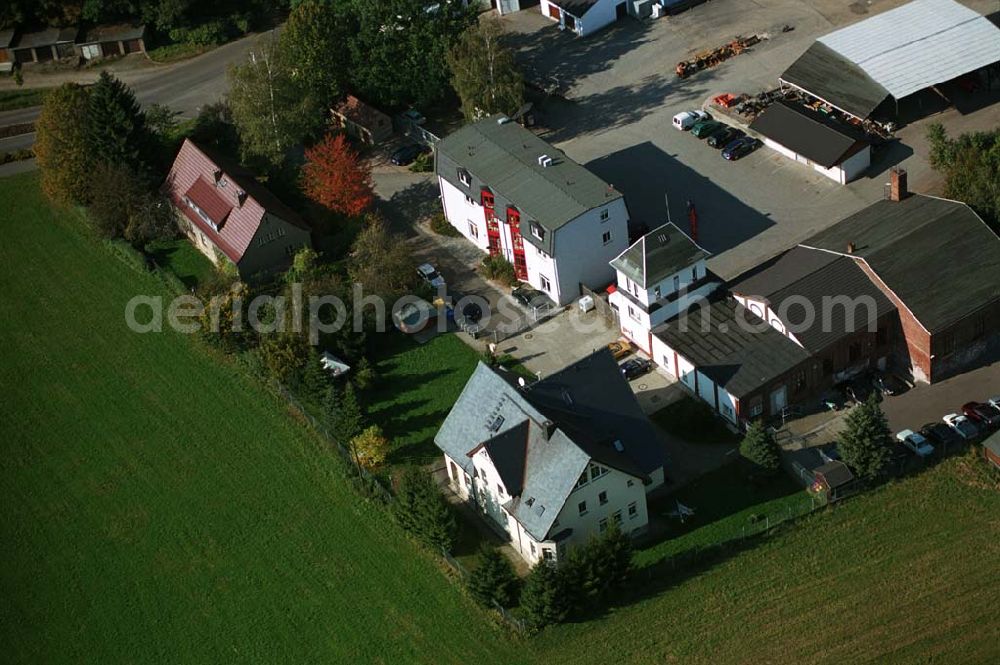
top-left (533, 456), bottom-right (1000, 664)
top-left (366, 332), bottom-right (480, 466)
top-left (636, 463), bottom-right (810, 565)
top-left (652, 396), bottom-right (741, 444)
top-left (146, 237), bottom-right (217, 289)
top-left (0, 87), bottom-right (51, 112)
top-left (0, 173), bottom-right (523, 664)
top-left (145, 43), bottom-right (212, 64)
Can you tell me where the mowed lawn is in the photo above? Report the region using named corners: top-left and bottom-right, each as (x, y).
top-left (0, 173), bottom-right (523, 664)
top-left (534, 455), bottom-right (1000, 664)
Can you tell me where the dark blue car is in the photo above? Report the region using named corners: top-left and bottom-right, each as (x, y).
top-left (722, 136), bottom-right (761, 161)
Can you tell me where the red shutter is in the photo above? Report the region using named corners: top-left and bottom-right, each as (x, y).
top-left (482, 190), bottom-right (501, 256)
top-left (507, 207), bottom-right (528, 280)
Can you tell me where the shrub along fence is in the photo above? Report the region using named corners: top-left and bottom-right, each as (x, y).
top-left (440, 547), bottom-right (528, 633)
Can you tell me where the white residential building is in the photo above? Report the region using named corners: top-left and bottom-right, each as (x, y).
top-left (609, 222), bottom-right (719, 355)
top-left (435, 350), bottom-right (665, 565)
top-left (435, 115), bottom-right (630, 306)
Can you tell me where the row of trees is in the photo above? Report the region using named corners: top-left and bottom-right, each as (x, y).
top-left (927, 123), bottom-right (1000, 234)
top-left (467, 525), bottom-right (635, 630)
top-left (34, 72), bottom-right (175, 248)
top-left (227, 2), bottom-right (525, 169)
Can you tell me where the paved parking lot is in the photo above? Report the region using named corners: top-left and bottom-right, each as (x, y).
top-left (504, 0), bottom-right (1000, 280)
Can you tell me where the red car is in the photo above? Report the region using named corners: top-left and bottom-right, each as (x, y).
top-left (961, 402), bottom-right (1000, 429)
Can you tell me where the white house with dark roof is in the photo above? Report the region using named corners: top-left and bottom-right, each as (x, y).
top-left (435, 349), bottom-right (664, 564)
top-left (163, 139), bottom-right (312, 278)
top-left (609, 222), bottom-right (720, 355)
top-left (538, 0), bottom-right (626, 37)
top-left (435, 115), bottom-right (629, 306)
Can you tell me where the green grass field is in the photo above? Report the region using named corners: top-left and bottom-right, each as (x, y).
top-left (0, 173), bottom-right (522, 664)
top-left (146, 237), bottom-right (218, 289)
top-left (0, 87), bottom-right (51, 112)
top-left (2, 172), bottom-right (999, 664)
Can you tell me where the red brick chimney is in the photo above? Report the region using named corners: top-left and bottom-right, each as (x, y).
top-left (889, 167), bottom-right (908, 202)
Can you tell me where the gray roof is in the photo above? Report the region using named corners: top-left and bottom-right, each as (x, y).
top-left (814, 460), bottom-right (854, 488)
top-left (780, 0), bottom-right (1000, 118)
top-left (653, 298), bottom-right (811, 399)
top-left (554, 0), bottom-right (598, 15)
top-left (434, 350), bottom-right (663, 541)
top-left (984, 431), bottom-right (1000, 457)
top-left (435, 115), bottom-right (622, 234)
top-left (12, 27), bottom-right (77, 49)
top-left (730, 246), bottom-right (896, 354)
top-left (779, 41), bottom-right (889, 119)
top-left (611, 222), bottom-right (708, 289)
top-left (749, 101), bottom-right (868, 168)
top-left (79, 23), bottom-right (146, 45)
top-left (801, 194), bottom-right (1000, 333)
top-left (0, 29), bottom-right (14, 49)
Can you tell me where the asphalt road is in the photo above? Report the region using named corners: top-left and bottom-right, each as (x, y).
top-left (0, 29), bottom-right (269, 139)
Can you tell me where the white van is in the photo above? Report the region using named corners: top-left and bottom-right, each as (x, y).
top-left (672, 110), bottom-right (709, 130)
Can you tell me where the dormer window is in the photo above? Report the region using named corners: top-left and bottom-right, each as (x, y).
top-left (458, 169), bottom-right (471, 187)
top-left (531, 224), bottom-right (545, 241)
top-left (600, 209), bottom-right (609, 221)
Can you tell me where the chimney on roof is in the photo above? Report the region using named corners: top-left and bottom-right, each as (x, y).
top-left (889, 167), bottom-right (908, 202)
top-left (541, 420), bottom-right (556, 440)
top-left (236, 190), bottom-right (247, 208)
top-left (846, 241), bottom-right (856, 254)
top-left (213, 169), bottom-right (223, 184)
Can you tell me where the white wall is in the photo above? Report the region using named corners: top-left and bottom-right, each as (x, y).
top-left (651, 334), bottom-right (740, 424)
top-left (543, 197), bottom-right (629, 306)
top-left (762, 138), bottom-right (870, 186)
top-left (550, 462), bottom-right (649, 549)
top-left (539, 0), bottom-right (622, 37)
top-left (439, 176), bottom-right (490, 253)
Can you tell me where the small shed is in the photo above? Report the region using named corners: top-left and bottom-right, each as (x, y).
top-left (319, 351), bottom-right (351, 378)
top-left (0, 29), bottom-right (14, 72)
top-left (331, 95), bottom-right (392, 146)
top-left (983, 432), bottom-right (1000, 470)
top-left (76, 24), bottom-right (146, 60)
top-left (750, 100), bottom-right (870, 185)
top-left (811, 460), bottom-right (856, 500)
top-left (9, 27), bottom-right (78, 64)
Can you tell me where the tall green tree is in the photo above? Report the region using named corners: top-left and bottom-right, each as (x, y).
top-left (447, 16), bottom-right (524, 121)
top-left (392, 466), bottom-right (457, 551)
top-left (467, 545), bottom-right (519, 608)
top-left (301, 348), bottom-right (330, 404)
top-left (927, 123), bottom-right (1000, 232)
top-left (348, 215), bottom-right (417, 302)
top-left (87, 71), bottom-right (151, 173)
top-left (563, 523), bottom-right (633, 612)
top-left (838, 393), bottom-right (893, 482)
top-left (227, 35), bottom-right (322, 167)
top-left (739, 422), bottom-right (782, 474)
top-left (521, 562), bottom-right (571, 629)
top-left (35, 83), bottom-right (93, 206)
top-left (279, 0), bottom-right (350, 106)
top-left (348, 0), bottom-right (477, 108)
top-left (333, 382), bottom-right (365, 445)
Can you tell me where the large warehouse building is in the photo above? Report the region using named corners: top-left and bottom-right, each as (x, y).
top-left (779, 0), bottom-right (1000, 121)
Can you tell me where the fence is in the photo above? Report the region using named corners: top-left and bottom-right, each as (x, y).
top-left (580, 283), bottom-right (619, 325)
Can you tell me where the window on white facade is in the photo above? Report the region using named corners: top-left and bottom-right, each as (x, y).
top-left (612, 510), bottom-right (622, 526)
top-left (458, 169), bottom-right (471, 187)
top-left (598, 491), bottom-right (608, 506)
top-left (540, 275), bottom-right (551, 293)
top-left (531, 224), bottom-right (545, 241)
top-left (465, 195), bottom-right (477, 206)
top-left (602, 230), bottom-right (612, 245)
top-left (654, 286), bottom-right (661, 300)
top-left (628, 305), bottom-right (639, 322)
top-left (497, 483), bottom-right (505, 497)
top-left (600, 209), bottom-right (609, 221)
top-left (627, 479), bottom-right (634, 488)
top-left (599, 518), bottom-right (608, 533)
top-left (673, 275), bottom-right (680, 292)
top-left (468, 221), bottom-right (478, 238)
top-left (628, 502), bottom-right (638, 518)
top-left (536, 246), bottom-right (549, 259)
top-left (578, 501), bottom-right (587, 516)
top-left (590, 465), bottom-right (607, 481)
top-left (575, 472), bottom-right (587, 489)
top-left (542, 548), bottom-right (554, 561)
top-left (692, 266), bottom-right (698, 280)
top-left (529, 542), bottom-right (536, 555)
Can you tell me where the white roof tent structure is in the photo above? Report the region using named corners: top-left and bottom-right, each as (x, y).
top-left (779, 0), bottom-right (1000, 119)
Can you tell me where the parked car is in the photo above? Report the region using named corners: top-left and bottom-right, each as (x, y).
top-left (962, 401), bottom-right (1000, 429)
top-left (400, 109), bottom-right (426, 125)
top-left (895, 429), bottom-right (935, 458)
top-left (722, 136), bottom-right (762, 161)
top-left (620, 357), bottom-right (652, 380)
top-left (707, 127), bottom-right (744, 148)
top-left (511, 285), bottom-right (536, 308)
top-left (672, 110), bottom-right (709, 131)
top-left (943, 413), bottom-right (979, 440)
top-left (390, 143), bottom-right (430, 166)
top-left (416, 263), bottom-right (446, 289)
top-left (691, 120), bottom-right (724, 139)
top-left (919, 422), bottom-right (961, 448)
top-left (608, 339), bottom-right (633, 360)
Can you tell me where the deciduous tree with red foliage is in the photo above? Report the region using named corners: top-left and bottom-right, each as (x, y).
top-left (301, 133), bottom-right (374, 216)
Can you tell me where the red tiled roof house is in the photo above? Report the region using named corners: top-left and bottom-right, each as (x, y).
top-left (163, 139), bottom-right (312, 277)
